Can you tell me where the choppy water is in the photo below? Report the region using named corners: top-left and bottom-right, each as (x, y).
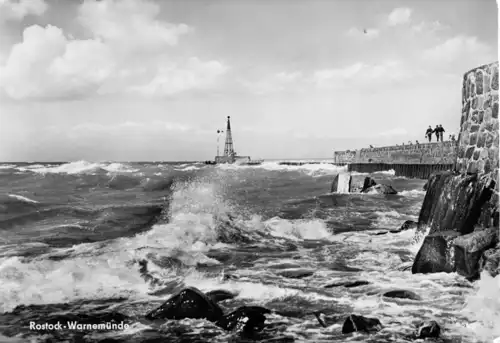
top-left (0, 160), bottom-right (498, 343)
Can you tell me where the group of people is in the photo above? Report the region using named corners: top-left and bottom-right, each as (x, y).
top-left (425, 125), bottom-right (449, 142)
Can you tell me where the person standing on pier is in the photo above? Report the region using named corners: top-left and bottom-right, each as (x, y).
top-left (434, 125), bottom-right (440, 141)
top-left (438, 125), bottom-right (445, 142)
top-left (425, 126), bottom-right (434, 142)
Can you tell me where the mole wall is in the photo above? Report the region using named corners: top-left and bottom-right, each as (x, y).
top-left (333, 142), bottom-right (457, 164)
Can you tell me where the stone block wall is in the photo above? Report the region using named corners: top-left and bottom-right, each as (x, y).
top-left (456, 61), bottom-right (499, 176)
top-left (333, 142), bottom-right (457, 164)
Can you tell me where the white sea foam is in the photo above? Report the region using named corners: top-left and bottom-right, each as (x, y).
top-left (462, 271), bottom-right (500, 342)
top-left (174, 165), bottom-right (201, 171)
top-left (7, 194), bottom-right (39, 204)
top-left (16, 161), bottom-right (139, 175)
top-left (217, 161), bottom-right (347, 177)
top-left (399, 189), bottom-right (426, 197)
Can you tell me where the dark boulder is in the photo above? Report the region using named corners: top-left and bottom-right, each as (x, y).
top-left (382, 290), bottom-right (421, 301)
top-left (362, 184), bottom-right (398, 194)
top-left (145, 287), bottom-right (272, 335)
top-left (412, 230), bottom-right (461, 274)
top-left (145, 287), bottom-right (223, 321)
top-left (412, 172), bottom-right (497, 276)
top-left (205, 289), bottom-right (238, 303)
top-left (416, 320), bottom-right (440, 338)
top-left (416, 172), bottom-right (495, 236)
top-left (361, 177), bottom-right (377, 192)
top-left (453, 227), bottom-right (498, 280)
top-left (341, 314), bottom-right (382, 334)
top-left (277, 268), bottom-right (314, 279)
top-left (216, 306), bottom-right (271, 334)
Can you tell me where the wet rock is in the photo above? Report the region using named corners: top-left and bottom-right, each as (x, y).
top-left (145, 287), bottom-right (273, 335)
top-left (412, 172), bottom-right (496, 275)
top-left (277, 268), bottom-right (314, 279)
top-left (145, 287), bottom-right (223, 321)
top-left (453, 227), bottom-right (499, 280)
top-left (361, 177), bottom-right (377, 192)
top-left (205, 289), bottom-right (237, 303)
top-left (382, 290), bottom-right (421, 301)
top-left (216, 306), bottom-right (271, 334)
top-left (324, 280), bottom-right (370, 289)
top-left (363, 184), bottom-right (398, 194)
top-left (342, 314), bottom-right (382, 334)
top-left (416, 320), bottom-right (441, 338)
top-left (412, 230), bottom-right (461, 274)
top-left (423, 180), bottom-right (428, 191)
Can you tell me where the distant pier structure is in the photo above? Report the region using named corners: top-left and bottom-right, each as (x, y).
top-left (214, 116), bottom-right (251, 164)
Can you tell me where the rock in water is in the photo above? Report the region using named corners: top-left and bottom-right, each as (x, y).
top-left (145, 287), bottom-right (223, 322)
top-left (362, 184), bottom-right (398, 194)
top-left (277, 268), bottom-right (314, 279)
top-left (382, 290), bottom-right (421, 301)
top-left (416, 320), bottom-right (440, 338)
top-left (359, 176), bottom-right (398, 194)
top-left (331, 172), bottom-right (352, 193)
top-left (361, 177), bottom-right (377, 192)
top-left (324, 280), bottom-right (370, 289)
top-left (341, 314), bottom-right (382, 334)
top-left (412, 230), bottom-right (461, 274)
top-left (453, 227), bottom-right (498, 280)
top-left (216, 306), bottom-right (271, 334)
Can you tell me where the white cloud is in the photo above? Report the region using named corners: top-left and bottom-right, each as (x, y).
top-left (78, 0), bottom-right (191, 55)
top-left (422, 35), bottom-right (494, 65)
top-left (347, 27), bottom-right (380, 39)
top-left (0, 0), bottom-right (225, 100)
top-left (0, 0), bottom-right (47, 22)
top-left (313, 60), bottom-right (421, 89)
top-left (379, 128), bottom-right (408, 136)
top-left (242, 71), bottom-right (303, 94)
top-left (130, 57), bottom-right (228, 96)
top-left (412, 20), bottom-right (448, 33)
top-left (70, 121), bottom-right (194, 136)
top-left (387, 7), bottom-right (412, 26)
top-left (0, 25), bottom-right (114, 99)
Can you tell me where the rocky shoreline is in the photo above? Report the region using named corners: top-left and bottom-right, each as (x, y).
top-left (327, 61), bottom-right (500, 339)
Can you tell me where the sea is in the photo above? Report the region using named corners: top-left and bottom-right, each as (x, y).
top-left (0, 160), bottom-right (499, 343)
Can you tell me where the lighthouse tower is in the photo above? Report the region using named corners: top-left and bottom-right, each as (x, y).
top-left (223, 116), bottom-right (235, 157)
top-left (213, 116), bottom-right (250, 164)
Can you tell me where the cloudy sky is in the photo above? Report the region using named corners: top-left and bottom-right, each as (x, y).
top-left (0, 0), bottom-right (498, 161)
